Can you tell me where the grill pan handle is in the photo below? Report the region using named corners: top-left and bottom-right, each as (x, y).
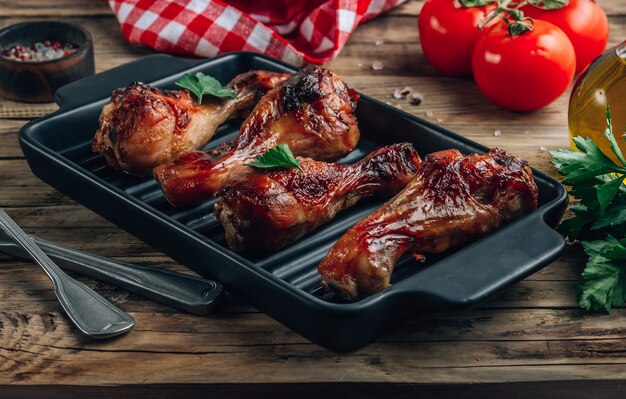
top-left (54, 54), bottom-right (202, 110)
top-left (390, 215), bottom-right (565, 308)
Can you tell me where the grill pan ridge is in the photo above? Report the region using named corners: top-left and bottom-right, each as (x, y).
top-left (18, 53), bottom-right (568, 351)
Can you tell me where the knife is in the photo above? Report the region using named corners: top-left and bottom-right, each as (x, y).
top-left (0, 231), bottom-right (224, 315)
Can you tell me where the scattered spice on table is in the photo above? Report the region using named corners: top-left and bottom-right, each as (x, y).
top-left (389, 87), bottom-right (423, 106)
top-left (410, 91), bottom-right (423, 105)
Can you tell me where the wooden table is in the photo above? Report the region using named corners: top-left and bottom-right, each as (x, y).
top-left (1, 1), bottom-right (625, 397)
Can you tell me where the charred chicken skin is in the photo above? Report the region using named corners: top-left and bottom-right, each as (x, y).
top-left (154, 65), bottom-right (361, 207)
top-left (215, 143), bottom-right (421, 252)
top-left (318, 148), bottom-right (539, 300)
top-left (92, 70), bottom-right (290, 176)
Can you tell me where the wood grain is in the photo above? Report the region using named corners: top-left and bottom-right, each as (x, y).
top-left (0, 0), bottom-right (625, 397)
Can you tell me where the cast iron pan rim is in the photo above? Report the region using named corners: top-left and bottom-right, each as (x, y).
top-left (0, 20), bottom-right (93, 66)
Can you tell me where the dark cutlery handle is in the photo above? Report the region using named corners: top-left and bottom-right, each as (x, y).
top-left (391, 215), bottom-right (565, 308)
top-left (54, 54), bottom-right (201, 110)
top-left (8, 236), bottom-right (224, 315)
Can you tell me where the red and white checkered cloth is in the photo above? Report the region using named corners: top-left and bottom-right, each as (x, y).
top-left (108, 0), bottom-right (407, 65)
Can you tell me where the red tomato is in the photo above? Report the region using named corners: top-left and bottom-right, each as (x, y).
top-left (471, 20), bottom-right (576, 111)
top-left (522, 0), bottom-right (608, 73)
top-left (418, 0), bottom-right (496, 77)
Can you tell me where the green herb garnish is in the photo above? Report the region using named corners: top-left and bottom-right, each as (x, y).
top-left (578, 236), bottom-right (626, 311)
top-left (247, 144), bottom-right (303, 172)
top-left (175, 72), bottom-right (236, 104)
top-left (550, 106), bottom-right (626, 311)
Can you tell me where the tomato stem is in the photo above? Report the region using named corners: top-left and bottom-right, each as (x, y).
top-left (477, 0), bottom-right (534, 36)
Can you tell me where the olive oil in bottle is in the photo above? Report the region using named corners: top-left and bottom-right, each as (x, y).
top-left (569, 40), bottom-right (626, 162)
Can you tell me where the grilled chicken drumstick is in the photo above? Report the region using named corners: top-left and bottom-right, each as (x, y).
top-left (92, 70), bottom-right (290, 176)
top-left (318, 148), bottom-right (539, 300)
top-left (215, 143), bottom-right (421, 252)
top-left (154, 65), bottom-right (361, 207)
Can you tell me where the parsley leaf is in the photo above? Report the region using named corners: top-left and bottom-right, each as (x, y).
top-left (578, 260), bottom-right (626, 311)
top-left (596, 177), bottom-right (624, 213)
top-left (175, 72), bottom-right (236, 105)
top-left (592, 204), bottom-right (626, 230)
top-left (578, 236), bottom-right (626, 311)
top-left (551, 106), bottom-right (626, 311)
top-left (550, 106), bottom-right (626, 230)
top-left (604, 105), bottom-right (626, 167)
top-left (557, 204), bottom-right (596, 240)
top-left (552, 136), bottom-right (626, 184)
top-left (247, 144), bottom-right (303, 172)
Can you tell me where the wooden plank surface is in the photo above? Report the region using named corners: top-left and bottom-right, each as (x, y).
top-left (1, 0), bottom-right (625, 397)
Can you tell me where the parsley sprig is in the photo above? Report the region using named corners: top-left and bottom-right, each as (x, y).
top-left (175, 72), bottom-right (236, 104)
top-left (550, 106), bottom-right (626, 311)
top-left (247, 144), bottom-right (303, 172)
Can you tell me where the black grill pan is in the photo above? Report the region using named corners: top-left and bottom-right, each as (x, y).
top-left (18, 53), bottom-right (568, 351)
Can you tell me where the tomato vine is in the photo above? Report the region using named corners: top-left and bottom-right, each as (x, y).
top-left (456, 0), bottom-right (570, 36)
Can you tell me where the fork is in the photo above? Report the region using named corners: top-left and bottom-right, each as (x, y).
top-left (0, 208), bottom-right (135, 338)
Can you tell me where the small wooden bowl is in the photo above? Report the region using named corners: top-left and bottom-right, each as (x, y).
top-left (0, 21), bottom-right (95, 103)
